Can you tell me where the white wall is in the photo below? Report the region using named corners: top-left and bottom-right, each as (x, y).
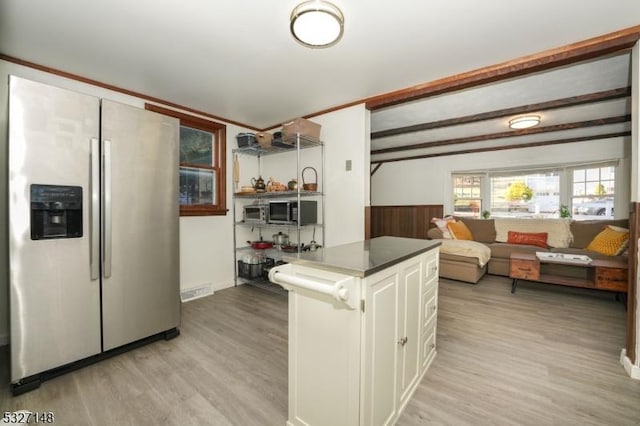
top-left (371, 137), bottom-right (631, 219)
top-left (633, 42), bottom-right (639, 203)
top-left (314, 105), bottom-right (370, 246)
top-left (0, 60), bottom-right (251, 345)
top-left (179, 121), bottom-right (250, 295)
top-left (625, 40), bottom-right (640, 378)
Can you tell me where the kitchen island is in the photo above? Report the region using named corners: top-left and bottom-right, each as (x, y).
top-left (269, 236), bottom-right (440, 426)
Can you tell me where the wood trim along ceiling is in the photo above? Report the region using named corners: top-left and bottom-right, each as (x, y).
top-left (364, 26), bottom-right (640, 110)
top-left (245, 26), bottom-right (640, 130)
top-left (370, 131), bottom-right (631, 165)
top-left (2, 25), bottom-right (639, 133)
top-left (372, 115), bottom-right (632, 155)
top-left (371, 87), bottom-right (631, 140)
top-left (0, 54), bottom-right (262, 132)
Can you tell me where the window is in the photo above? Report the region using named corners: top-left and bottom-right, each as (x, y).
top-left (489, 171), bottom-right (560, 218)
top-left (571, 166), bottom-right (615, 219)
top-left (452, 162), bottom-right (619, 220)
top-left (145, 104), bottom-right (227, 216)
top-left (452, 175), bottom-right (482, 217)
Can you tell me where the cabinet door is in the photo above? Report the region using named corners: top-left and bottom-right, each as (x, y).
top-left (362, 268), bottom-right (400, 426)
top-left (422, 316), bottom-right (437, 369)
top-left (397, 257), bottom-right (423, 409)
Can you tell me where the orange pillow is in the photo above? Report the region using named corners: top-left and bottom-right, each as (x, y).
top-left (586, 225), bottom-right (629, 256)
top-left (446, 220), bottom-right (473, 240)
top-left (507, 231), bottom-right (548, 248)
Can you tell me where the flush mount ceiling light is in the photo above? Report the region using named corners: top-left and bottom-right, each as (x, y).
top-left (509, 115), bottom-right (541, 129)
top-left (290, 0), bottom-right (344, 48)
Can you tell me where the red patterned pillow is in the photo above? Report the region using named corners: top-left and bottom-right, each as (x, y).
top-left (507, 231), bottom-right (548, 248)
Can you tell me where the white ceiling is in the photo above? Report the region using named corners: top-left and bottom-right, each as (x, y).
top-left (1, 0), bottom-right (639, 130)
top-left (370, 53), bottom-right (633, 162)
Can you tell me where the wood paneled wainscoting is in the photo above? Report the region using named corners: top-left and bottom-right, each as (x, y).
top-left (626, 202), bottom-right (638, 366)
top-left (370, 205), bottom-right (443, 239)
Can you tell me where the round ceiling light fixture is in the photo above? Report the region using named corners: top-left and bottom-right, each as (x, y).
top-left (509, 115), bottom-right (541, 129)
top-left (290, 0), bottom-right (344, 48)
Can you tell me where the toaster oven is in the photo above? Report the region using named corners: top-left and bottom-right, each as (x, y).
top-left (243, 204), bottom-right (268, 224)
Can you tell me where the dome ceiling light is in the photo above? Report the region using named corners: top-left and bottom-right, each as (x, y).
top-left (509, 115), bottom-right (541, 129)
top-left (290, 1), bottom-right (344, 48)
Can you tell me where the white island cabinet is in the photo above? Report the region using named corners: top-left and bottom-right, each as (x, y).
top-left (269, 236), bottom-right (440, 426)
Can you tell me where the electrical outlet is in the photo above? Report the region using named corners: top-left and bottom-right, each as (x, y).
top-left (346, 160), bottom-right (352, 171)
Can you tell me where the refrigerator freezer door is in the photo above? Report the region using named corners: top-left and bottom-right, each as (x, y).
top-left (100, 100), bottom-right (180, 351)
top-left (8, 76), bottom-right (102, 382)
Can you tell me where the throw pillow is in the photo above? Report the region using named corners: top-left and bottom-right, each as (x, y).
top-left (586, 225), bottom-right (629, 256)
top-left (447, 220), bottom-right (473, 240)
top-left (459, 218), bottom-right (496, 243)
top-left (431, 216), bottom-right (455, 239)
top-left (507, 231), bottom-right (548, 248)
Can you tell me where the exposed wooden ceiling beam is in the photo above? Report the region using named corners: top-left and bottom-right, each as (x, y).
top-left (370, 163), bottom-right (383, 177)
top-left (371, 87), bottom-right (631, 139)
top-left (371, 132), bottom-right (631, 165)
top-left (371, 115), bottom-right (631, 155)
top-left (365, 25), bottom-right (640, 110)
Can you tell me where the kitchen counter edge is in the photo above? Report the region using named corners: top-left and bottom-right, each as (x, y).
top-left (282, 236), bottom-right (441, 278)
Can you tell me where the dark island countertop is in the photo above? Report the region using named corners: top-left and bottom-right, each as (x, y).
top-left (282, 236), bottom-right (440, 277)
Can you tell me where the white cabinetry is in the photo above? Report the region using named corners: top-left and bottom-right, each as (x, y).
top-left (422, 253), bottom-right (439, 370)
top-left (270, 244), bottom-right (439, 426)
top-left (362, 250), bottom-right (438, 425)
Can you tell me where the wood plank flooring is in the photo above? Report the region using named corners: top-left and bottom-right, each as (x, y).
top-left (1, 275), bottom-right (639, 425)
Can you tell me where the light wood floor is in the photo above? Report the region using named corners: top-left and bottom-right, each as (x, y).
top-left (1, 275), bottom-right (639, 425)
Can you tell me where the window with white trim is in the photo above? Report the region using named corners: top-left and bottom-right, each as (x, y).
top-left (452, 174), bottom-right (483, 218)
top-left (489, 171), bottom-right (560, 218)
top-left (571, 165), bottom-right (615, 219)
top-left (451, 161), bottom-right (619, 220)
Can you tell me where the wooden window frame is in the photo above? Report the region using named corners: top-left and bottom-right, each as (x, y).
top-left (145, 104), bottom-right (227, 216)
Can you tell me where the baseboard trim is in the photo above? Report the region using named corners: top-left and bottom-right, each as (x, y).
top-left (620, 349), bottom-right (640, 380)
top-left (211, 280), bottom-right (235, 292)
top-left (0, 333), bottom-right (9, 347)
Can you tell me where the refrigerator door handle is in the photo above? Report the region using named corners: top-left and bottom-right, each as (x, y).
top-left (90, 138), bottom-right (100, 280)
top-left (103, 139), bottom-right (112, 278)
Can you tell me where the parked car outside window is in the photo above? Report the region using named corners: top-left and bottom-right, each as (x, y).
top-left (573, 199), bottom-right (614, 216)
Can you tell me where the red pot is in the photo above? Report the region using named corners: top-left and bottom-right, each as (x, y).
top-left (248, 240), bottom-right (273, 249)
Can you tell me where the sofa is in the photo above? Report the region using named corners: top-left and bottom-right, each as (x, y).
top-left (427, 217), bottom-right (629, 284)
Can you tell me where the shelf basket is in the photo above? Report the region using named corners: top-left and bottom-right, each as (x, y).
top-left (302, 166), bottom-right (318, 191)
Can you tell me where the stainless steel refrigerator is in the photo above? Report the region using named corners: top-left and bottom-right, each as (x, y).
top-left (8, 76), bottom-right (181, 394)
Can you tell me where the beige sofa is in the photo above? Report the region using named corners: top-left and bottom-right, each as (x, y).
top-left (427, 217), bottom-right (629, 283)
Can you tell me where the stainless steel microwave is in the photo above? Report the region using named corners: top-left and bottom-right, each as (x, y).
top-left (268, 200), bottom-right (317, 225)
top-left (243, 204), bottom-right (268, 224)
